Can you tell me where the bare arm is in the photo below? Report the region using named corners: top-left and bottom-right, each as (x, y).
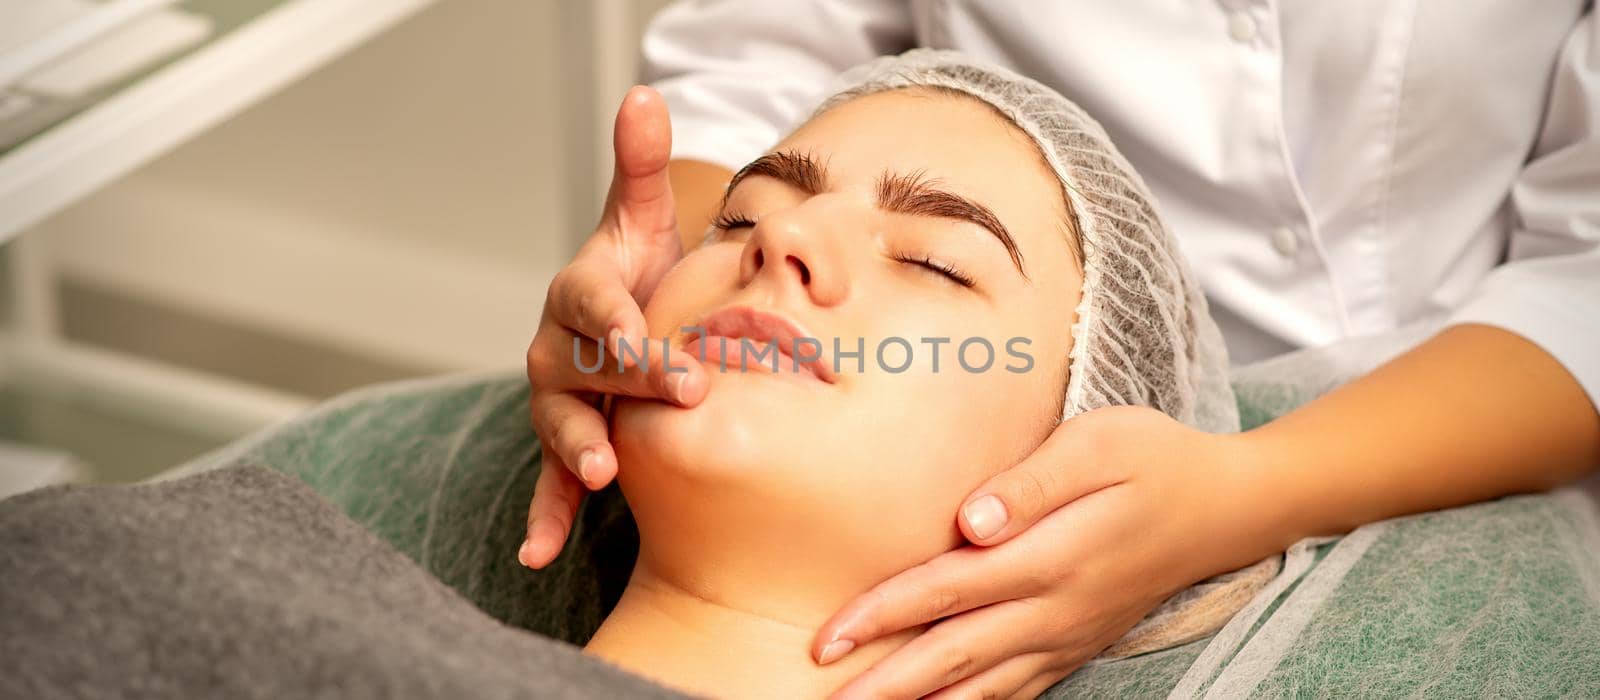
top-left (1246, 323), bottom-right (1600, 551)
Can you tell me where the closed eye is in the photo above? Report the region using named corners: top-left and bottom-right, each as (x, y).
top-left (891, 252), bottom-right (975, 288)
top-left (711, 211), bottom-right (756, 232)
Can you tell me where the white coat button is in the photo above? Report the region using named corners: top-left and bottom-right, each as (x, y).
top-left (1271, 227), bottom-right (1300, 257)
top-left (1228, 13), bottom-right (1257, 42)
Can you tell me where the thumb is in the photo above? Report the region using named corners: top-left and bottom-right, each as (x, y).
top-left (957, 421), bottom-right (1126, 545)
top-left (609, 85), bottom-right (677, 241)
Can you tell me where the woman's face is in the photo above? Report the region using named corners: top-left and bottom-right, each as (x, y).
top-left (612, 88), bottom-right (1084, 582)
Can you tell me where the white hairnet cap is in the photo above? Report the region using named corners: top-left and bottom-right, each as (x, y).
top-left (812, 49), bottom-right (1240, 434)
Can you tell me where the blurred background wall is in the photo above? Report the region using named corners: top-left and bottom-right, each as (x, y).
top-left (2, 0), bottom-right (676, 483)
top-left (30, 0), bottom-right (674, 394)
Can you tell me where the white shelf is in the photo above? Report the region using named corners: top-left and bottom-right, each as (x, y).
top-left (0, 0), bottom-right (435, 245)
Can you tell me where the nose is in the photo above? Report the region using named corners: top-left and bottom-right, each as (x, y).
top-left (737, 197), bottom-right (851, 306)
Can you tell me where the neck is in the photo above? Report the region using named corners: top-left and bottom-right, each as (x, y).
top-left (585, 556), bottom-right (922, 699)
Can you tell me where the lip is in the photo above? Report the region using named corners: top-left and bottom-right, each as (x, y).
top-left (681, 305), bottom-right (837, 383)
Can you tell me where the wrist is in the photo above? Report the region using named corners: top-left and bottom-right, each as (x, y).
top-left (1166, 429), bottom-right (1304, 588)
top-left (1218, 429), bottom-right (1311, 558)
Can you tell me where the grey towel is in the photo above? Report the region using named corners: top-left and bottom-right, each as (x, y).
top-left (0, 465), bottom-right (688, 699)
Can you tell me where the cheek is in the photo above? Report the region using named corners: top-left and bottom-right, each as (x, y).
top-left (854, 358), bottom-right (1053, 480)
top-left (835, 302), bottom-right (1059, 499)
top-left (642, 246), bottom-right (743, 337)
top-left (855, 289), bottom-right (1069, 469)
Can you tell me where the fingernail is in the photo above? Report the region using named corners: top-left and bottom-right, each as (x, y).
top-left (517, 538), bottom-right (536, 568)
top-left (817, 638), bottom-right (855, 665)
top-left (577, 449), bottom-right (601, 485)
top-left (667, 370), bottom-right (688, 404)
top-left (963, 495), bottom-right (1008, 540)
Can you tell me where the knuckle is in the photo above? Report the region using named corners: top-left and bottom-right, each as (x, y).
top-left (547, 267), bottom-right (575, 300)
top-left (938, 647), bottom-right (977, 686)
top-left (531, 338), bottom-right (550, 372)
top-left (589, 372), bottom-right (626, 399)
top-left (926, 586), bottom-right (962, 620)
top-left (1032, 558), bottom-right (1075, 592)
top-left (545, 420), bottom-right (571, 457)
top-left (528, 402), bottom-right (552, 444)
top-left (1013, 551), bottom-right (1065, 592)
top-left (1021, 566), bottom-right (1052, 594)
top-left (527, 345), bottom-right (563, 387)
top-left (1049, 559), bottom-right (1077, 588)
top-left (573, 288), bottom-right (599, 327)
top-left (530, 482), bottom-right (575, 527)
top-left (546, 490), bottom-right (579, 524)
top-left (547, 415), bottom-right (594, 460)
top-left (1016, 468), bottom-right (1055, 518)
top-left (527, 350), bottom-right (551, 386)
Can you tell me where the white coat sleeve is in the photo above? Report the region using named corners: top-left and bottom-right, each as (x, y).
top-left (640, 0), bottom-right (915, 173)
top-left (1449, 9), bottom-right (1600, 408)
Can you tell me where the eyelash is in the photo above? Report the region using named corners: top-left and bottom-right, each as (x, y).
top-left (712, 210), bottom-right (976, 289)
top-left (892, 252), bottom-right (976, 288)
top-left (711, 211), bottom-right (756, 231)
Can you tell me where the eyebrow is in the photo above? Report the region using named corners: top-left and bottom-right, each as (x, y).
top-left (721, 150), bottom-right (1028, 279)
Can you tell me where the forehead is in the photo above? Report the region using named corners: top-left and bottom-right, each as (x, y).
top-left (783, 89), bottom-right (1048, 190)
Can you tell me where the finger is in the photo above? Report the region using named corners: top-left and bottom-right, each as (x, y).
top-left (546, 261), bottom-right (651, 366)
top-left (520, 447), bottom-right (585, 569)
top-left (611, 85), bottom-right (677, 240)
top-left (922, 652), bottom-right (1063, 700)
top-left (814, 546), bottom-right (1029, 663)
top-left (1011, 669), bottom-right (1076, 700)
top-left (538, 329), bottom-right (709, 407)
top-left (529, 391), bottom-right (617, 489)
top-left (957, 421), bottom-right (1127, 546)
top-left (827, 600), bottom-right (1050, 700)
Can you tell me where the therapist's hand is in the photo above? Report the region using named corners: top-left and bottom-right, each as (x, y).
top-left (814, 406), bottom-right (1284, 699)
top-left (520, 86), bottom-right (710, 569)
